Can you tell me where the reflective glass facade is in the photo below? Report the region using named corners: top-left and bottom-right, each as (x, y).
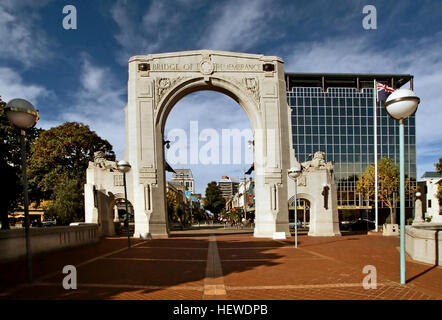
top-left (287, 86), bottom-right (416, 209)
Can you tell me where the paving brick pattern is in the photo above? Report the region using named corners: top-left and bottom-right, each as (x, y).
top-left (0, 230), bottom-right (440, 300)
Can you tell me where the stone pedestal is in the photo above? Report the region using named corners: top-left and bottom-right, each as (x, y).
top-left (291, 152), bottom-right (341, 237)
top-left (383, 223), bottom-right (399, 236)
top-left (413, 198), bottom-right (424, 225)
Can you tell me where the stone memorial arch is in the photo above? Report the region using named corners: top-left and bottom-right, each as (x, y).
top-left (85, 50), bottom-right (339, 239)
top-left (125, 50), bottom-right (294, 238)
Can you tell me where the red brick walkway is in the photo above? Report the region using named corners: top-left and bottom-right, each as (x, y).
top-left (0, 229), bottom-right (441, 300)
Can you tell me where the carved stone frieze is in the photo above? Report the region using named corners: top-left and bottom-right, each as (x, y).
top-left (301, 151), bottom-right (334, 172)
top-left (223, 76), bottom-right (260, 104)
top-left (154, 77), bottom-right (189, 107)
top-left (92, 151), bottom-right (117, 170)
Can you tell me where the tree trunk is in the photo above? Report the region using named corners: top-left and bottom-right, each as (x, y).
top-left (389, 206), bottom-right (396, 224)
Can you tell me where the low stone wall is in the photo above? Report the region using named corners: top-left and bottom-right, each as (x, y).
top-left (405, 224), bottom-right (441, 266)
top-left (0, 224), bottom-right (99, 262)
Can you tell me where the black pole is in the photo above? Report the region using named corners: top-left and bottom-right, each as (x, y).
top-left (20, 131), bottom-right (32, 283)
top-left (123, 172), bottom-right (131, 247)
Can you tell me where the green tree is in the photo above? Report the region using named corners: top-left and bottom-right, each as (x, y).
top-left (203, 181), bottom-right (226, 218)
top-left (0, 142), bottom-right (20, 229)
top-left (227, 208), bottom-right (243, 223)
top-left (192, 204), bottom-right (208, 222)
top-left (0, 97), bottom-right (42, 229)
top-left (44, 175), bottom-right (84, 225)
top-left (436, 158), bottom-right (442, 174)
top-left (29, 122), bottom-right (115, 224)
top-left (356, 157), bottom-right (401, 224)
top-left (29, 122), bottom-right (114, 196)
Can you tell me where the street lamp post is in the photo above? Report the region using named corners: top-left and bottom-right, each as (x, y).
top-left (117, 160), bottom-right (132, 248)
top-left (4, 98), bottom-right (39, 283)
top-left (288, 165), bottom-right (302, 248)
top-left (384, 88), bottom-right (420, 284)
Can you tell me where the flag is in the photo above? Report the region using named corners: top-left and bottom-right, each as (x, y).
top-left (245, 163), bottom-right (254, 175)
top-left (165, 161), bottom-right (176, 173)
top-left (376, 82), bottom-right (395, 104)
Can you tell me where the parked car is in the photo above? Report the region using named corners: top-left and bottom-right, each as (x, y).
top-left (42, 220), bottom-right (56, 227)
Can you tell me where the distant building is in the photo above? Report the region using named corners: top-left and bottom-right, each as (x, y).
top-left (218, 176), bottom-right (239, 199)
top-left (230, 178), bottom-right (255, 219)
top-left (418, 172), bottom-right (442, 223)
top-left (170, 169), bottom-right (195, 193)
top-left (192, 193), bottom-right (202, 201)
top-left (166, 181), bottom-right (187, 206)
top-left (9, 201), bottom-right (48, 227)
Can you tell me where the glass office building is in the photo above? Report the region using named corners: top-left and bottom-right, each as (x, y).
top-left (285, 73), bottom-right (416, 217)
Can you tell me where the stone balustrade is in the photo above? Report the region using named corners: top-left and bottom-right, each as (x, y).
top-left (0, 223), bottom-right (99, 261)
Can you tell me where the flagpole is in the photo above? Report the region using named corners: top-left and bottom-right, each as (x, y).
top-left (373, 80), bottom-right (379, 232)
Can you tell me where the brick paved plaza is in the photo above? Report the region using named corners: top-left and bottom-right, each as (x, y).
top-left (0, 227), bottom-right (441, 300)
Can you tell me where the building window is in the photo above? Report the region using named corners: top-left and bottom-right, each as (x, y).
top-left (114, 175), bottom-right (124, 186)
top-left (428, 199), bottom-right (432, 208)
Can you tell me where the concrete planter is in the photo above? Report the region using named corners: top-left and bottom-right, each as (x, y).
top-left (405, 224), bottom-right (442, 265)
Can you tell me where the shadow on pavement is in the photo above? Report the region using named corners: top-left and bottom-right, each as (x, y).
top-left (0, 229), bottom-right (288, 300)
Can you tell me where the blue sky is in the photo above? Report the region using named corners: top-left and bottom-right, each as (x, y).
top-left (1, 0), bottom-right (441, 194)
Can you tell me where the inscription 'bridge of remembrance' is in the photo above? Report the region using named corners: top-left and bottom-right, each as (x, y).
top-left (85, 50), bottom-right (340, 239)
top-left (150, 62), bottom-right (262, 72)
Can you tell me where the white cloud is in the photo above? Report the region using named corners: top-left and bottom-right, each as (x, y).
top-left (47, 56), bottom-right (127, 158)
top-left (110, 0), bottom-right (184, 64)
top-left (284, 35), bottom-right (442, 177)
top-left (0, 58), bottom-right (125, 160)
top-left (0, 67), bottom-right (50, 103)
top-left (198, 0), bottom-right (274, 51)
top-left (0, 1), bottom-right (51, 65)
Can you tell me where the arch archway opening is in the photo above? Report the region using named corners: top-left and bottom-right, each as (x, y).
top-left (163, 90), bottom-right (255, 231)
top-left (289, 196), bottom-right (311, 229)
top-left (110, 197), bottom-right (134, 235)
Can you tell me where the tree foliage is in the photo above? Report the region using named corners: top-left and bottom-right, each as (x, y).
top-left (29, 122), bottom-right (115, 224)
top-left (192, 205), bottom-right (208, 222)
top-left (203, 181), bottom-right (226, 217)
top-left (436, 158), bottom-right (442, 174)
top-left (166, 187), bottom-right (185, 224)
top-left (227, 208), bottom-right (243, 223)
top-left (166, 187), bottom-right (206, 226)
top-left (44, 175), bottom-right (84, 225)
top-left (29, 122), bottom-right (115, 199)
top-left (356, 157), bottom-right (401, 224)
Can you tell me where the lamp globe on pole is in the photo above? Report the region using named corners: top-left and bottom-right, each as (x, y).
top-left (117, 160), bottom-right (131, 173)
top-left (5, 98), bottom-right (39, 129)
top-left (288, 165), bottom-right (302, 181)
top-left (384, 88), bottom-right (420, 285)
top-left (117, 160), bottom-right (131, 247)
top-left (4, 98), bottom-right (39, 284)
top-left (384, 88), bottom-right (420, 120)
